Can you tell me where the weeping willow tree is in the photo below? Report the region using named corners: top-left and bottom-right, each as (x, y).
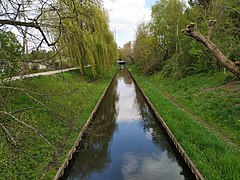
top-left (58, 0), bottom-right (117, 77)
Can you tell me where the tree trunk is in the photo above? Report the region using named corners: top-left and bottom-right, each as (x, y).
top-left (182, 21), bottom-right (240, 78)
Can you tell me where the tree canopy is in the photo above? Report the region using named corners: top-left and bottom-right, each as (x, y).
top-left (132, 0), bottom-right (240, 78)
top-left (0, 0), bottom-right (117, 78)
top-left (57, 0), bottom-right (117, 77)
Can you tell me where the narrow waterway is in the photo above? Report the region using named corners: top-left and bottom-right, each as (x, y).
top-left (66, 68), bottom-right (195, 180)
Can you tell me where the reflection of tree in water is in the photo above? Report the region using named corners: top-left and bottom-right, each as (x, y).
top-left (67, 73), bottom-right (119, 180)
top-left (67, 69), bottom-right (193, 179)
top-left (117, 68), bottom-right (133, 85)
top-left (133, 82), bottom-right (193, 178)
top-left (133, 80), bottom-right (176, 159)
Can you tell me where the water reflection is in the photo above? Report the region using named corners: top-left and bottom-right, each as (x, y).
top-left (67, 68), bottom-right (195, 180)
top-left (115, 70), bottom-right (140, 123)
top-left (67, 73), bottom-right (119, 179)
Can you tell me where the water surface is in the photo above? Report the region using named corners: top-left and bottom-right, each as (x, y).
top-left (67, 68), bottom-right (194, 180)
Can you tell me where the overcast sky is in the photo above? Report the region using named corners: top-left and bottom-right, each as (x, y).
top-left (103, 0), bottom-right (157, 48)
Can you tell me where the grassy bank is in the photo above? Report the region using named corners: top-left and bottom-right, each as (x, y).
top-left (128, 65), bottom-right (240, 179)
top-left (0, 70), bottom-right (113, 179)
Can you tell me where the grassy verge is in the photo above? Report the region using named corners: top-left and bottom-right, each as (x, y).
top-left (151, 70), bottom-right (240, 145)
top-left (128, 65), bottom-right (240, 179)
top-left (0, 69), bottom-right (113, 179)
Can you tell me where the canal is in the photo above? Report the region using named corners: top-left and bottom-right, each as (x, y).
top-left (66, 68), bottom-right (195, 180)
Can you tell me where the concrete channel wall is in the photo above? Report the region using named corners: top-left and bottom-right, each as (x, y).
top-left (53, 71), bottom-right (117, 180)
top-left (127, 68), bottom-right (205, 180)
top-left (54, 68), bottom-right (204, 180)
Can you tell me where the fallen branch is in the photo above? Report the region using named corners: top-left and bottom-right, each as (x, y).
top-left (0, 122), bottom-right (17, 147)
top-left (1, 111), bottom-right (53, 147)
top-left (10, 107), bottom-right (67, 123)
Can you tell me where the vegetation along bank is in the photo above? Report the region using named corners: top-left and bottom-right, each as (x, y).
top-left (0, 70), bottom-right (113, 179)
top-left (129, 65), bottom-right (240, 179)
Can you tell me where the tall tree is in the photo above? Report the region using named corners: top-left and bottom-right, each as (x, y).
top-left (133, 0), bottom-right (240, 78)
top-left (133, 0), bottom-right (186, 76)
top-left (151, 0), bottom-right (185, 57)
top-left (133, 22), bottom-right (164, 74)
top-left (57, 0), bottom-right (117, 77)
top-left (0, 0), bottom-right (117, 77)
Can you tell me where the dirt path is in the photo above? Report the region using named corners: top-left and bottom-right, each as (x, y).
top-left (145, 81), bottom-right (240, 150)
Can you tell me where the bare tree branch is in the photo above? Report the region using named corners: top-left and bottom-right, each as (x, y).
top-left (0, 19), bottom-right (61, 46)
top-left (207, 20), bottom-right (217, 40)
top-left (0, 19), bottom-right (40, 28)
top-left (182, 21), bottom-right (240, 78)
top-left (1, 111), bottom-right (53, 147)
top-left (10, 107), bottom-right (67, 123)
top-left (0, 85), bottom-right (47, 96)
top-left (0, 122), bottom-right (17, 146)
top-left (24, 91), bottom-right (49, 108)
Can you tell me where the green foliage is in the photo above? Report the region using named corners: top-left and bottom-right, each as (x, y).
top-left (133, 22), bottom-right (164, 75)
top-left (27, 50), bottom-right (52, 61)
top-left (151, 0), bottom-right (185, 56)
top-left (186, 0), bottom-right (240, 63)
top-left (161, 54), bottom-right (186, 79)
top-left (157, 71), bottom-right (240, 143)
top-left (0, 70), bottom-right (113, 179)
top-left (132, 0), bottom-right (240, 78)
top-left (133, 0), bottom-right (187, 76)
top-left (188, 0), bottom-right (211, 8)
top-left (129, 65), bottom-right (240, 179)
top-left (0, 30), bottom-right (22, 60)
top-left (58, 0), bottom-right (117, 78)
top-left (0, 30), bottom-right (22, 78)
top-left (119, 41), bottom-right (132, 64)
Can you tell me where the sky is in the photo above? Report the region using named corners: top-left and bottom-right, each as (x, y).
top-left (103, 0), bottom-right (157, 48)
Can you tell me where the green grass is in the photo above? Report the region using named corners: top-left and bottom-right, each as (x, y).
top-left (128, 65), bottom-right (240, 179)
top-left (149, 70), bottom-right (240, 144)
top-left (0, 69), bottom-right (113, 180)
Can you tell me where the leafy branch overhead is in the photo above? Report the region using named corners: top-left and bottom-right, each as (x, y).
top-left (182, 20), bottom-right (240, 78)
